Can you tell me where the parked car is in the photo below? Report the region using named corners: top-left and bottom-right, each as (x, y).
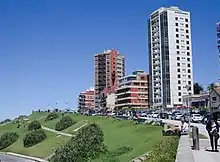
top-left (175, 113), bottom-right (183, 120)
top-left (152, 113), bottom-right (159, 118)
top-left (191, 114), bottom-right (203, 123)
top-left (160, 113), bottom-right (169, 119)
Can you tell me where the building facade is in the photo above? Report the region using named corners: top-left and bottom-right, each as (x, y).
top-left (182, 93), bottom-right (209, 109)
top-left (94, 49), bottom-right (125, 109)
top-left (209, 87), bottom-right (220, 113)
top-left (78, 87), bottom-right (95, 112)
top-left (148, 6), bottom-right (193, 110)
top-left (115, 70), bottom-right (149, 110)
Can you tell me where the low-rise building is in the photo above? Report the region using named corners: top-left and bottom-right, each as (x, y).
top-left (78, 87), bottom-right (95, 112)
top-left (115, 70), bottom-right (149, 110)
top-left (182, 93), bottom-right (209, 109)
top-left (209, 87), bottom-right (220, 112)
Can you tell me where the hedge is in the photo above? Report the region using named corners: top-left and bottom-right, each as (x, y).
top-left (28, 120), bottom-right (41, 131)
top-left (45, 112), bottom-right (59, 121)
top-left (0, 132), bottom-right (19, 150)
top-left (55, 116), bottom-right (75, 131)
top-left (23, 129), bottom-right (46, 147)
top-left (147, 136), bottom-right (179, 162)
top-left (51, 123), bottom-right (107, 162)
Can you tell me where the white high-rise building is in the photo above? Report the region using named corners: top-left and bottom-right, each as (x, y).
top-left (148, 6), bottom-right (194, 110)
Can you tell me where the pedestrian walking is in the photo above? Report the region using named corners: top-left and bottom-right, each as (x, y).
top-left (206, 115), bottom-right (220, 152)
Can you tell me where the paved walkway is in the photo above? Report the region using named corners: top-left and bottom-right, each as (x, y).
top-left (160, 119), bottom-right (220, 162)
top-left (42, 126), bottom-right (74, 137)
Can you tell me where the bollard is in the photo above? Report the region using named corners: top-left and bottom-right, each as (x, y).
top-left (192, 126), bottom-right (200, 150)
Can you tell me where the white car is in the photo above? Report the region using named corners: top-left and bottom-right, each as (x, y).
top-left (191, 114), bottom-right (203, 123)
top-left (152, 113), bottom-right (159, 118)
top-left (175, 113), bottom-right (183, 120)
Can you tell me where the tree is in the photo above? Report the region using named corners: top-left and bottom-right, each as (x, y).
top-left (45, 112), bottom-right (59, 121)
top-left (23, 129), bottom-right (46, 147)
top-left (51, 123), bottom-right (107, 162)
top-left (0, 132), bottom-right (19, 150)
top-left (55, 116), bottom-right (75, 131)
top-left (207, 83), bottom-right (218, 92)
top-left (193, 82), bottom-right (204, 94)
top-left (28, 120), bottom-right (41, 131)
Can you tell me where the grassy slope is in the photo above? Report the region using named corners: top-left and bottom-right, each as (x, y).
top-left (70, 115), bottom-right (164, 161)
top-left (1, 112), bottom-right (164, 161)
top-left (0, 117), bottom-right (70, 158)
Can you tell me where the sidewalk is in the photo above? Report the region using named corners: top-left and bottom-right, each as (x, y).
top-left (192, 139), bottom-right (220, 162)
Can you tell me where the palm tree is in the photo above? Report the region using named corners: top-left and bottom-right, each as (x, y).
top-left (207, 83), bottom-right (218, 92)
top-left (193, 82), bottom-right (204, 94)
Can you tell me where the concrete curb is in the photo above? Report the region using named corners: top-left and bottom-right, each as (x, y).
top-left (130, 152), bottom-right (150, 162)
top-left (5, 152), bottom-right (48, 162)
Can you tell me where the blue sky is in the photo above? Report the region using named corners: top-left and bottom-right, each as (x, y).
top-left (0, 0), bottom-right (219, 120)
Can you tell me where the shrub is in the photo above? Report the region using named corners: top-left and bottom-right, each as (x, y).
top-left (0, 132), bottom-right (19, 150)
top-left (55, 116), bottom-right (75, 131)
top-left (23, 129), bottom-right (46, 147)
top-left (28, 120), bottom-right (41, 131)
top-left (147, 136), bottom-right (179, 162)
top-left (51, 123), bottom-right (107, 162)
top-left (45, 112), bottom-right (59, 121)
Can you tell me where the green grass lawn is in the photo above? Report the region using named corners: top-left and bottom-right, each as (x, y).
top-left (1, 112), bottom-right (164, 161)
top-left (0, 121), bottom-right (70, 158)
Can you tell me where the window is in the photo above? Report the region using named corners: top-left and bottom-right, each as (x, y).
top-left (178, 80), bottom-right (181, 84)
top-left (178, 86), bottom-right (181, 90)
top-left (178, 92), bottom-right (181, 96)
top-left (182, 69), bottom-right (186, 72)
top-left (177, 63), bottom-right (180, 66)
top-left (182, 57), bottom-right (185, 59)
top-left (176, 34), bottom-right (179, 37)
top-left (187, 58), bottom-right (190, 61)
top-left (176, 28), bottom-right (179, 32)
top-left (187, 64), bottom-right (191, 67)
top-left (180, 17), bottom-right (183, 20)
top-left (176, 45), bottom-right (179, 49)
top-left (186, 41), bottom-right (189, 44)
top-left (188, 75), bottom-right (191, 79)
top-left (179, 98), bottom-right (182, 102)
top-left (177, 57), bottom-right (180, 60)
top-left (175, 17), bottom-right (178, 20)
top-left (176, 23), bottom-right (178, 26)
top-left (187, 52), bottom-right (190, 56)
top-left (178, 74), bottom-right (181, 78)
top-left (177, 68), bottom-right (180, 72)
top-left (185, 18), bottom-right (188, 22)
top-left (188, 81), bottom-right (191, 85)
top-left (188, 69), bottom-right (191, 73)
top-left (180, 28), bottom-right (184, 31)
top-left (212, 97), bottom-right (217, 102)
top-left (176, 40), bottom-right (179, 43)
top-left (186, 24), bottom-right (189, 28)
top-left (186, 29), bottom-right (189, 33)
top-left (186, 35), bottom-right (189, 39)
top-left (181, 40), bottom-right (184, 42)
top-left (177, 51), bottom-right (180, 54)
top-left (187, 46), bottom-right (190, 50)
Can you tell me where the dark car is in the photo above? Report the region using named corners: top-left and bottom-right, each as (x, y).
top-left (160, 113), bottom-right (169, 119)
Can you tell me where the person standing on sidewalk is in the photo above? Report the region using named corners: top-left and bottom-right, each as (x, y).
top-left (206, 115), bottom-right (220, 152)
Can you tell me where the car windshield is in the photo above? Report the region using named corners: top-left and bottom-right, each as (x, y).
top-left (193, 114), bottom-right (201, 117)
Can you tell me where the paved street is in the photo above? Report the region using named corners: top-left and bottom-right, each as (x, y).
top-left (0, 154), bottom-right (34, 162)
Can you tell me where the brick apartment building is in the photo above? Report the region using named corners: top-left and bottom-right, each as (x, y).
top-left (94, 49), bottom-right (125, 109)
top-left (78, 87), bottom-right (95, 112)
top-left (115, 70), bottom-right (149, 110)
